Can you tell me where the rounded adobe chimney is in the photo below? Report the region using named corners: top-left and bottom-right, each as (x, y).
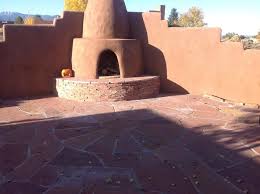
top-left (83, 0), bottom-right (129, 39)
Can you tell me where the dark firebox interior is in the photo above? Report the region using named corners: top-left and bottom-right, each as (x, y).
top-left (98, 50), bottom-right (120, 77)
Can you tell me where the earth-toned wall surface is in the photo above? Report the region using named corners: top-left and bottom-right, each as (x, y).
top-left (1, 8), bottom-right (260, 105)
top-left (128, 11), bottom-right (260, 104)
top-left (0, 12), bottom-right (84, 98)
top-left (83, 0), bottom-right (129, 38)
top-left (0, 28), bottom-right (3, 41)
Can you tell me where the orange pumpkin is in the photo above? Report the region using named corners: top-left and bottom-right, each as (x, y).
top-left (61, 69), bottom-right (73, 78)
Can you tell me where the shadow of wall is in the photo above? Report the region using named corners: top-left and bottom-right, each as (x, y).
top-left (0, 108), bottom-right (259, 193)
top-left (128, 11), bottom-right (260, 104)
top-left (128, 12), bottom-right (189, 95)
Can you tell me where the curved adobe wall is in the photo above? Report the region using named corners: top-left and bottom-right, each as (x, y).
top-left (83, 0), bottom-right (129, 38)
top-left (129, 11), bottom-right (260, 104)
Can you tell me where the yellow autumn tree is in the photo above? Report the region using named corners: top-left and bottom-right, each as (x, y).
top-left (178, 7), bottom-right (206, 27)
top-left (24, 16), bottom-right (43, 25)
top-left (256, 31), bottom-right (260, 40)
top-left (64, 0), bottom-right (87, 12)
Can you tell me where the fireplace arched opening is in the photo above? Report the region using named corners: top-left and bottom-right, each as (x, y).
top-left (97, 50), bottom-right (120, 78)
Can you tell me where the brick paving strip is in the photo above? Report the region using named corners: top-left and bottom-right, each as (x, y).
top-left (0, 95), bottom-right (259, 194)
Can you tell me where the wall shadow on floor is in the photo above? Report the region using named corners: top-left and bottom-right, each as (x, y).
top-left (0, 109), bottom-right (260, 194)
top-left (0, 95), bottom-right (56, 109)
top-left (0, 108), bottom-right (259, 194)
top-left (143, 44), bottom-right (189, 95)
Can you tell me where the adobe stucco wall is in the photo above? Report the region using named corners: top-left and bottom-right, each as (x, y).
top-left (1, 9), bottom-right (260, 104)
top-left (129, 11), bottom-right (260, 104)
top-left (0, 11), bottom-right (84, 98)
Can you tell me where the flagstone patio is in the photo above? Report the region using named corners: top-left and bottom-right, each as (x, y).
top-left (0, 94), bottom-right (259, 194)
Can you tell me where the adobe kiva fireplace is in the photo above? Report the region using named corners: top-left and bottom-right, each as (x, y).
top-left (55, 0), bottom-right (160, 102)
top-left (72, 0), bottom-right (143, 79)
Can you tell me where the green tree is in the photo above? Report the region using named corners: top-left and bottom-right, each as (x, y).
top-left (239, 35), bottom-right (246, 40)
top-left (64, 0), bottom-right (88, 12)
top-left (15, 16), bottom-right (24, 24)
top-left (178, 7), bottom-right (206, 27)
top-left (35, 15), bottom-right (42, 20)
top-left (222, 32), bottom-right (237, 40)
top-left (168, 8), bottom-right (179, 27)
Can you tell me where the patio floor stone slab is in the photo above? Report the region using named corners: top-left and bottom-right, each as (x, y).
top-left (0, 94), bottom-right (259, 194)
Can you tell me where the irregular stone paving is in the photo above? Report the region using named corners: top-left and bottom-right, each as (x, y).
top-left (0, 94), bottom-right (259, 194)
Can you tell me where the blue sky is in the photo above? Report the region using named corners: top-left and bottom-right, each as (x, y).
top-left (0, 0), bottom-right (260, 35)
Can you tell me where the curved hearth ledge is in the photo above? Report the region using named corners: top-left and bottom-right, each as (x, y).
top-left (54, 76), bottom-right (160, 102)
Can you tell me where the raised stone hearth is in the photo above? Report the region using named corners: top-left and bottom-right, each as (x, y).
top-left (55, 76), bottom-right (160, 102)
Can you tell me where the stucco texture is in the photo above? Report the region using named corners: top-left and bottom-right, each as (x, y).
top-left (0, 12), bottom-right (84, 98)
top-left (72, 38), bottom-right (143, 79)
top-left (128, 11), bottom-right (260, 104)
top-left (0, 7), bottom-right (260, 104)
top-left (83, 0), bottom-right (129, 38)
top-left (72, 0), bottom-right (142, 79)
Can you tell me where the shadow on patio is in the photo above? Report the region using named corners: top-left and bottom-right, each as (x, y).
top-left (0, 107), bottom-right (259, 194)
